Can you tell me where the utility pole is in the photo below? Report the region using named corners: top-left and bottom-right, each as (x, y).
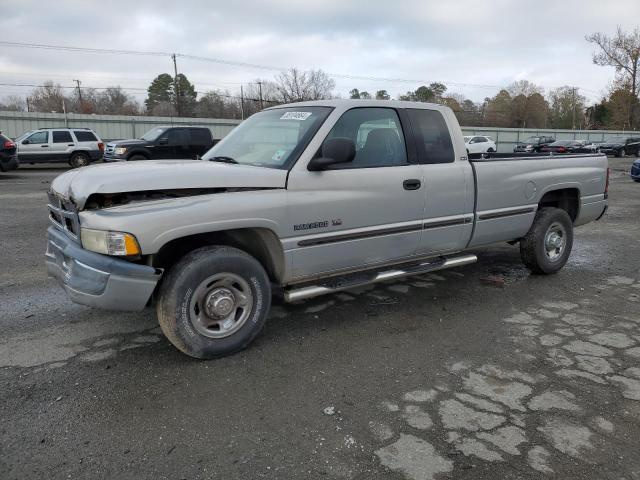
top-left (240, 85), bottom-right (245, 120)
top-left (172, 54), bottom-right (181, 117)
top-left (257, 81), bottom-right (264, 110)
top-left (26, 97), bottom-right (30, 112)
top-left (73, 79), bottom-right (83, 112)
top-left (571, 87), bottom-right (577, 130)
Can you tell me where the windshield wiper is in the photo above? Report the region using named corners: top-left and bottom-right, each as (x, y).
top-left (209, 156), bottom-right (239, 164)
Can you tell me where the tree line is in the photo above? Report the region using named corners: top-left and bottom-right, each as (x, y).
top-left (1, 27), bottom-right (638, 130)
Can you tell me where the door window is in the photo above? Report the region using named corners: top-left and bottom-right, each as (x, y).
top-left (73, 131), bottom-right (98, 142)
top-left (406, 109), bottom-right (455, 164)
top-left (190, 128), bottom-right (211, 145)
top-left (325, 108), bottom-right (407, 168)
top-left (25, 131), bottom-right (48, 144)
top-left (52, 131), bottom-right (73, 143)
top-left (167, 129), bottom-right (189, 146)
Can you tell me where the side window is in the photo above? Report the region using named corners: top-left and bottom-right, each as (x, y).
top-left (73, 131), bottom-right (98, 142)
top-left (407, 109), bottom-right (455, 164)
top-left (167, 129), bottom-right (189, 145)
top-left (476, 137), bottom-right (487, 143)
top-left (190, 128), bottom-right (211, 145)
top-left (52, 131), bottom-right (73, 143)
top-left (325, 108), bottom-right (407, 168)
top-left (26, 131), bottom-right (48, 144)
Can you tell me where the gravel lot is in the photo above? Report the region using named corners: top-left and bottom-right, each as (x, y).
top-left (1, 159), bottom-right (639, 480)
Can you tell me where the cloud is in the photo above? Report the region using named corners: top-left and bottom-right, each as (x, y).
top-left (1, 0), bottom-right (639, 104)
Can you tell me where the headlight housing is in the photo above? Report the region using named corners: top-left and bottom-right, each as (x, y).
top-left (115, 147), bottom-right (128, 155)
top-left (81, 228), bottom-right (141, 256)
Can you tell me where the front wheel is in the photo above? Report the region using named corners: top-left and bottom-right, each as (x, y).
top-left (520, 207), bottom-right (573, 274)
top-left (617, 148), bottom-right (626, 158)
top-left (157, 246), bottom-right (272, 359)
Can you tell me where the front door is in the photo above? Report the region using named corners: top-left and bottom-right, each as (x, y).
top-left (19, 131), bottom-right (50, 163)
top-left (286, 107), bottom-right (426, 280)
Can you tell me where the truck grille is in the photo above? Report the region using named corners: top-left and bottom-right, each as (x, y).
top-left (47, 190), bottom-right (81, 242)
top-left (105, 143), bottom-right (116, 155)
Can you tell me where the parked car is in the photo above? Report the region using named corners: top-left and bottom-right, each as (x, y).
top-left (631, 158), bottom-right (640, 182)
top-left (16, 128), bottom-right (104, 168)
top-left (597, 136), bottom-right (640, 157)
top-left (102, 126), bottom-right (216, 162)
top-left (45, 99), bottom-right (609, 359)
top-left (464, 135), bottom-right (496, 154)
top-left (513, 135), bottom-right (555, 153)
top-left (540, 140), bottom-right (588, 154)
top-left (0, 132), bottom-right (19, 172)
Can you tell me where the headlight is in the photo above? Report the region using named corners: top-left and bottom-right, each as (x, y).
top-left (115, 147), bottom-right (127, 155)
top-left (81, 228), bottom-right (141, 256)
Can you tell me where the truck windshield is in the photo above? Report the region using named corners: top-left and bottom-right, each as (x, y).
top-left (202, 106), bottom-right (332, 169)
top-left (140, 127), bottom-right (168, 141)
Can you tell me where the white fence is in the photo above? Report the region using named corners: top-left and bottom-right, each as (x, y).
top-left (1, 110), bottom-right (639, 152)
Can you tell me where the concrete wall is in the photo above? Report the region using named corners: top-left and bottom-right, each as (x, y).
top-left (0, 111), bottom-right (241, 141)
top-left (2, 110), bottom-right (639, 153)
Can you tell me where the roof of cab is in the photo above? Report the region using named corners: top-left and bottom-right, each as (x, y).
top-left (264, 99), bottom-right (451, 112)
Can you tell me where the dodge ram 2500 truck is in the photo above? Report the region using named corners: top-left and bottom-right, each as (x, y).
top-left (45, 100), bottom-right (609, 359)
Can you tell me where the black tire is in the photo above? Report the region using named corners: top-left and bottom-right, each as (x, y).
top-left (69, 152), bottom-right (90, 168)
top-left (156, 245), bottom-right (271, 359)
top-left (128, 154), bottom-right (148, 161)
top-left (487, 148), bottom-right (495, 153)
top-left (520, 207), bottom-right (573, 275)
top-left (616, 148), bottom-right (626, 158)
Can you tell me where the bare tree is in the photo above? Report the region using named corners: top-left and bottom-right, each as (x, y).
top-left (29, 81), bottom-right (67, 113)
top-left (586, 27), bottom-right (640, 97)
top-left (0, 95), bottom-right (27, 112)
top-left (507, 80), bottom-right (544, 97)
top-left (274, 68), bottom-right (335, 103)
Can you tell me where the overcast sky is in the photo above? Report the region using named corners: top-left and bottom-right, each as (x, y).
top-left (1, 0), bottom-right (639, 106)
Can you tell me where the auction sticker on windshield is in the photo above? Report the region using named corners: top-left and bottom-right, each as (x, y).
top-left (280, 111), bottom-right (312, 121)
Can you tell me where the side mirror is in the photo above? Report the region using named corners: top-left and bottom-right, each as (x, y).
top-left (307, 137), bottom-right (356, 172)
top-left (22, 140), bottom-right (30, 145)
top-left (158, 138), bottom-right (168, 145)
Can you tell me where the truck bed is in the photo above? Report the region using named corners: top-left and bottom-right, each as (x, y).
top-left (467, 152), bottom-right (608, 248)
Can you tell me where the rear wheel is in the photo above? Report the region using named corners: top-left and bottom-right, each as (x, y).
top-left (617, 148), bottom-right (626, 158)
top-left (520, 207), bottom-right (573, 274)
top-left (69, 152), bottom-right (90, 168)
top-left (128, 154), bottom-right (148, 161)
top-left (487, 147), bottom-right (495, 153)
top-left (157, 246), bottom-right (271, 359)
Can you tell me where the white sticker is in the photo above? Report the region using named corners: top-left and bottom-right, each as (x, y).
top-left (280, 111), bottom-right (312, 121)
top-left (272, 149), bottom-right (287, 162)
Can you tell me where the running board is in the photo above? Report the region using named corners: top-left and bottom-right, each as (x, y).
top-left (284, 254), bottom-right (477, 303)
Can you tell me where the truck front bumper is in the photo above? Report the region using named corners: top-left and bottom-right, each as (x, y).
top-left (45, 226), bottom-right (162, 311)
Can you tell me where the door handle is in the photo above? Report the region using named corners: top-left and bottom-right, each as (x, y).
top-left (67, 144), bottom-right (75, 146)
top-left (403, 179), bottom-right (421, 190)
top-left (41, 145), bottom-right (49, 147)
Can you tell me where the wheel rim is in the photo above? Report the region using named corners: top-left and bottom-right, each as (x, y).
top-left (74, 154), bottom-right (88, 167)
top-left (189, 272), bottom-right (253, 338)
top-left (544, 222), bottom-right (567, 261)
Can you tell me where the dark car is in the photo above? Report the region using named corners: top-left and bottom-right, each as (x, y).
top-left (631, 158), bottom-right (640, 182)
top-left (598, 136), bottom-right (640, 157)
top-left (0, 132), bottom-right (19, 172)
top-left (513, 135), bottom-right (555, 153)
top-left (540, 140), bottom-right (588, 154)
top-left (103, 126), bottom-right (216, 162)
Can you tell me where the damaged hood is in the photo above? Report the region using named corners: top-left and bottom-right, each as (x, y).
top-left (51, 160), bottom-right (288, 210)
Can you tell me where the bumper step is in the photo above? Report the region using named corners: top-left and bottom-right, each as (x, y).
top-left (284, 254), bottom-right (477, 302)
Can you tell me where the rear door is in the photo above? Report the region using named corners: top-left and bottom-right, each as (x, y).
top-left (19, 131), bottom-right (50, 163)
top-left (50, 130), bottom-right (75, 162)
top-left (189, 128), bottom-right (212, 158)
top-left (286, 107), bottom-right (426, 279)
top-left (407, 108), bottom-right (474, 255)
top-left (167, 128), bottom-right (190, 159)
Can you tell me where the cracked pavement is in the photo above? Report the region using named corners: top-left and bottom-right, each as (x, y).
top-left (1, 159), bottom-right (639, 479)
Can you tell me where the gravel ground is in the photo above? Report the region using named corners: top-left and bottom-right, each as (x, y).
top-left (1, 159), bottom-right (639, 480)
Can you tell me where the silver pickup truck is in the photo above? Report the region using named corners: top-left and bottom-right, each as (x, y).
top-left (45, 100), bottom-right (609, 358)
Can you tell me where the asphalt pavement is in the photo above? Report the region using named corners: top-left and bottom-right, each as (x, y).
top-left (1, 159), bottom-right (639, 480)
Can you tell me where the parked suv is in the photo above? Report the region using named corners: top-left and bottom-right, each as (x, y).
top-left (16, 128), bottom-right (104, 168)
top-left (598, 136), bottom-right (640, 157)
top-left (0, 132), bottom-right (19, 172)
top-left (103, 126), bottom-right (216, 162)
top-left (513, 135), bottom-right (555, 153)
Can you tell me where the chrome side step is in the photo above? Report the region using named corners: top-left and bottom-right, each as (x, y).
top-left (284, 254), bottom-right (477, 303)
